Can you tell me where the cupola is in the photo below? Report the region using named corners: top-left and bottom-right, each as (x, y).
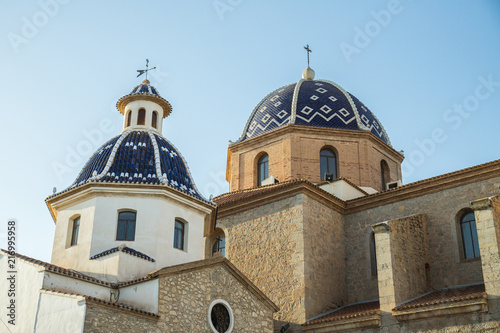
top-left (116, 79), bottom-right (172, 134)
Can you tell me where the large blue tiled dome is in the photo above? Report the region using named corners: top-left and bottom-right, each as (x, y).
top-left (68, 130), bottom-right (205, 201)
top-left (237, 79), bottom-right (391, 145)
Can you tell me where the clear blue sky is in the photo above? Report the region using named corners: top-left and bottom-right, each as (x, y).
top-left (1, 1), bottom-right (500, 262)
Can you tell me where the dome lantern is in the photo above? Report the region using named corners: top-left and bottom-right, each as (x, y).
top-left (116, 79), bottom-right (172, 134)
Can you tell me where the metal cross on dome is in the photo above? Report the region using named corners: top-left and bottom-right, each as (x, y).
top-left (136, 59), bottom-right (156, 80)
top-left (304, 44), bottom-right (312, 67)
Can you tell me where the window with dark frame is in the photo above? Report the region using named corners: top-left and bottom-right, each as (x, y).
top-left (116, 211), bottom-right (136, 241)
top-left (152, 111), bottom-right (158, 129)
top-left (126, 110), bottom-right (132, 127)
top-left (210, 303), bottom-right (230, 333)
top-left (70, 216), bottom-right (80, 246)
top-left (137, 108), bottom-right (146, 125)
top-left (257, 154), bottom-right (269, 186)
top-left (369, 232), bottom-right (377, 277)
top-left (381, 160), bottom-right (390, 191)
top-left (212, 236), bottom-right (225, 257)
top-left (460, 211), bottom-right (480, 259)
top-left (174, 220), bottom-right (185, 250)
top-left (320, 148), bottom-right (337, 180)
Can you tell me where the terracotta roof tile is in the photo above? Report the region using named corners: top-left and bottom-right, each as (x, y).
top-left (41, 289), bottom-right (159, 318)
top-left (304, 300), bottom-right (380, 326)
top-left (213, 178), bottom-right (346, 207)
top-left (2, 249), bottom-right (112, 286)
top-left (393, 284), bottom-right (486, 311)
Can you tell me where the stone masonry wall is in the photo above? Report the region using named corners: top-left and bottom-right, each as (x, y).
top-left (157, 264), bottom-right (274, 333)
top-left (344, 177), bottom-right (500, 304)
top-left (83, 303), bottom-right (158, 333)
top-left (217, 194), bottom-right (306, 331)
top-left (387, 214), bottom-right (429, 305)
top-left (302, 195), bottom-right (347, 319)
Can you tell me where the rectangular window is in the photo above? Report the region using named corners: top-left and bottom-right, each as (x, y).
top-left (174, 220), bottom-right (185, 250)
top-left (70, 217), bottom-right (80, 246)
top-left (117, 211), bottom-right (136, 241)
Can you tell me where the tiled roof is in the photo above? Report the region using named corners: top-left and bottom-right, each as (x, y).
top-left (46, 129), bottom-right (209, 203)
top-left (1, 250), bottom-right (159, 287)
top-left (304, 300), bottom-right (380, 325)
top-left (41, 289), bottom-right (159, 318)
top-left (237, 79), bottom-right (390, 145)
top-left (393, 284), bottom-right (486, 311)
top-left (213, 179), bottom-right (304, 205)
top-left (90, 246), bottom-right (156, 262)
top-left (2, 249), bottom-right (112, 286)
top-left (116, 79), bottom-right (172, 117)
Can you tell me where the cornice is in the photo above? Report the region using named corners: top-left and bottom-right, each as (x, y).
top-left (46, 182), bottom-right (216, 223)
top-left (345, 159), bottom-right (500, 214)
top-left (217, 158), bottom-right (500, 218)
top-left (216, 180), bottom-right (346, 219)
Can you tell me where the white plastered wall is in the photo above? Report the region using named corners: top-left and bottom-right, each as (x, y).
top-left (33, 291), bottom-right (86, 333)
top-left (122, 100), bottom-right (164, 134)
top-left (50, 187), bottom-right (210, 282)
top-left (119, 279), bottom-right (159, 313)
top-left (0, 255), bottom-right (45, 332)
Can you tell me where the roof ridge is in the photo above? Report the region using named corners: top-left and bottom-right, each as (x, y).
top-left (347, 158), bottom-right (500, 202)
top-left (40, 289), bottom-right (159, 318)
top-left (2, 249), bottom-right (112, 286)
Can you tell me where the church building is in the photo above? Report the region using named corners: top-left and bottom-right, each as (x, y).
top-left (2, 58), bottom-right (500, 332)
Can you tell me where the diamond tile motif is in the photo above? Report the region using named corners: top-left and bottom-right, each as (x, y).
top-left (277, 110), bottom-right (288, 119)
top-left (320, 105), bottom-right (332, 114)
top-left (241, 80), bottom-right (390, 145)
top-left (301, 106), bottom-right (314, 115)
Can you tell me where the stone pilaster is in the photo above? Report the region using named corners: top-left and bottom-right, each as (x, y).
top-left (471, 196), bottom-right (500, 313)
top-left (372, 222), bottom-right (397, 327)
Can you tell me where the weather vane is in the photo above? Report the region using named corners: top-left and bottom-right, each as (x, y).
top-left (304, 44), bottom-right (312, 67)
top-left (136, 59), bottom-right (156, 80)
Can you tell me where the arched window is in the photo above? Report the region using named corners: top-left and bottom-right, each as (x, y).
top-left (381, 160), bottom-right (390, 190)
top-left (152, 111), bottom-right (158, 129)
top-left (212, 236), bottom-right (226, 257)
top-left (460, 211), bottom-right (480, 259)
top-left (369, 232), bottom-right (377, 277)
top-left (137, 108), bottom-right (146, 125)
top-left (257, 154), bottom-right (269, 186)
top-left (320, 148), bottom-right (337, 180)
top-left (116, 211), bottom-right (136, 241)
top-left (126, 110), bottom-right (132, 127)
top-left (70, 216), bottom-right (80, 246)
top-left (174, 220), bottom-right (186, 250)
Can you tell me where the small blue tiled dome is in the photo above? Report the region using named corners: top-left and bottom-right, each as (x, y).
top-left (116, 79), bottom-right (172, 117)
top-left (69, 130), bottom-right (205, 201)
top-left (238, 79), bottom-right (391, 145)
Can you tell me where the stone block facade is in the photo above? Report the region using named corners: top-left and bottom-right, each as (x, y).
top-left (83, 302), bottom-right (158, 333)
top-left (302, 195), bottom-right (347, 319)
top-left (344, 176), bottom-right (500, 305)
top-left (156, 261), bottom-right (275, 333)
top-left (217, 194), bottom-right (307, 331)
top-left (83, 258), bottom-right (276, 333)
